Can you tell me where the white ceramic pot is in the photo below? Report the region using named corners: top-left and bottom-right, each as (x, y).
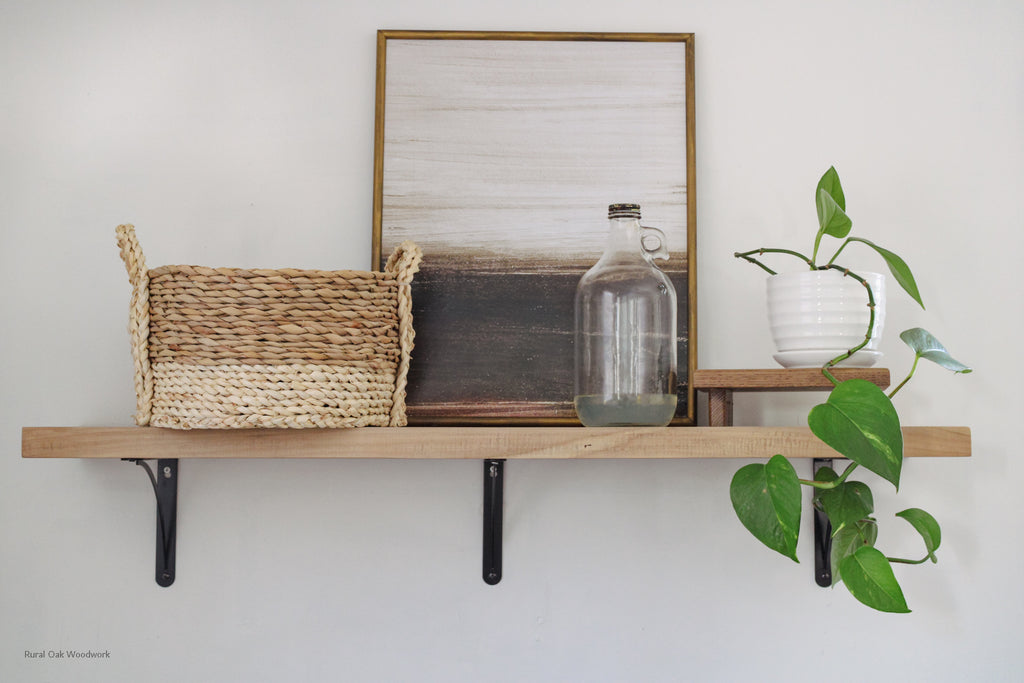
top-left (766, 270), bottom-right (886, 368)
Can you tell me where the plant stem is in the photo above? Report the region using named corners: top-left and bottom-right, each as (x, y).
top-left (734, 248), bottom-right (816, 275)
top-left (825, 238), bottom-right (852, 266)
top-left (887, 556), bottom-right (930, 565)
top-left (799, 462), bottom-right (859, 489)
top-left (818, 265), bottom-right (877, 386)
top-left (888, 353), bottom-right (921, 398)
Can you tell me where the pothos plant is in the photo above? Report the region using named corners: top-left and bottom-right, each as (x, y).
top-left (731, 166), bottom-right (971, 612)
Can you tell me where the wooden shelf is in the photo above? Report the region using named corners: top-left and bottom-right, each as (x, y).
top-left (22, 368), bottom-right (970, 589)
top-left (24, 368), bottom-right (968, 461)
top-left (22, 425), bottom-right (971, 460)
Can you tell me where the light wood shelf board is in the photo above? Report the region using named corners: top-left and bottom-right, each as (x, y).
top-left (693, 368), bottom-right (891, 391)
top-left (22, 426), bottom-right (970, 461)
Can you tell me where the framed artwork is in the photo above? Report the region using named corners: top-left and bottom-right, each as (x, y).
top-left (373, 30), bottom-right (696, 425)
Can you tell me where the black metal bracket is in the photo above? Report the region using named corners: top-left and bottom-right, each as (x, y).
top-left (123, 458), bottom-right (178, 587)
top-left (483, 459), bottom-right (505, 585)
top-left (813, 458), bottom-right (833, 587)
top-left (109, 455), bottom-right (833, 589)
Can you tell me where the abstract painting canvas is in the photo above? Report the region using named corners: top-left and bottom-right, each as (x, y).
top-left (373, 31), bottom-right (696, 424)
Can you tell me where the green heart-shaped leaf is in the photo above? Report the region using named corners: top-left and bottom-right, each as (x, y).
top-left (817, 481), bottom-right (874, 534)
top-left (896, 508), bottom-right (942, 563)
top-left (808, 380), bottom-right (903, 489)
top-left (730, 455), bottom-right (802, 562)
top-left (840, 546), bottom-right (911, 613)
top-left (899, 328), bottom-right (972, 374)
top-left (812, 167), bottom-right (850, 260)
top-left (830, 518), bottom-right (878, 586)
top-left (816, 166), bottom-right (847, 214)
top-left (847, 238), bottom-right (924, 309)
top-left (817, 189), bottom-right (853, 239)
top-left (814, 466), bottom-right (839, 483)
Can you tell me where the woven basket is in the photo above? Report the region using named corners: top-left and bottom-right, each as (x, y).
top-left (116, 224), bottom-right (422, 429)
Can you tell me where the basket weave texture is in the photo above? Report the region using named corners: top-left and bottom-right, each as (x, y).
top-left (116, 224), bottom-right (422, 429)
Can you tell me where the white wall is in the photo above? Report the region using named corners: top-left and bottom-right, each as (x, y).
top-left (2, 1), bottom-right (1020, 681)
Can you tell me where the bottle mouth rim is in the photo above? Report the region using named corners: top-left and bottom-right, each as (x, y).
top-left (608, 203), bottom-right (641, 219)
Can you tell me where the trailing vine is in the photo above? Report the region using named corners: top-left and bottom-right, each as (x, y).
top-left (729, 166), bottom-right (971, 612)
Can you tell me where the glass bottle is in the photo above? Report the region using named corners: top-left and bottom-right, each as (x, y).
top-left (574, 203), bottom-right (678, 426)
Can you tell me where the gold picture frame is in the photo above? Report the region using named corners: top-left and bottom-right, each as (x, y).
top-left (373, 30), bottom-right (697, 425)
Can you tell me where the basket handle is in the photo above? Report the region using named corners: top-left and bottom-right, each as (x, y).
top-left (383, 241), bottom-right (422, 426)
top-left (384, 240), bottom-right (423, 284)
top-left (115, 224), bottom-right (153, 426)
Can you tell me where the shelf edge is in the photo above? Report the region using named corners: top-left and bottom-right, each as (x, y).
top-left (22, 426), bottom-right (971, 460)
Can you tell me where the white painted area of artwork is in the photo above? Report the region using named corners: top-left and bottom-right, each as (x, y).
top-left (381, 38), bottom-right (688, 258)
top-left (2, 1), bottom-right (1022, 681)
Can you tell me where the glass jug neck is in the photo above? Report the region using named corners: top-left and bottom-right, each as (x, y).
top-left (605, 216), bottom-right (644, 253)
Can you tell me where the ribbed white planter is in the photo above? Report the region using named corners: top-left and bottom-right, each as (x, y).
top-left (766, 270), bottom-right (886, 368)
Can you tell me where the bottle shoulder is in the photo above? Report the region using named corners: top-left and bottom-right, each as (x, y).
top-left (577, 265), bottom-right (675, 301)
top-left (579, 260), bottom-right (673, 284)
